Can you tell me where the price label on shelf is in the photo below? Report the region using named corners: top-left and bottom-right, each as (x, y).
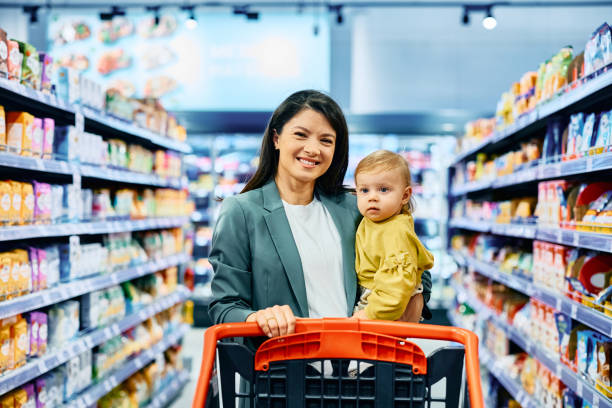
top-left (593, 394), bottom-right (600, 408)
top-left (37, 359), bottom-right (48, 373)
top-left (586, 157), bottom-right (593, 172)
top-left (557, 229), bottom-right (563, 243)
top-left (573, 232), bottom-right (580, 246)
top-left (571, 304), bottom-right (578, 319)
top-left (556, 364), bottom-right (562, 378)
top-left (556, 298), bottom-right (563, 311)
top-left (609, 239), bottom-right (612, 253)
top-left (576, 380), bottom-right (583, 398)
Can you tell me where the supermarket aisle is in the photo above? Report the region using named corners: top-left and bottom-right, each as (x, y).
top-left (171, 327), bottom-right (207, 408)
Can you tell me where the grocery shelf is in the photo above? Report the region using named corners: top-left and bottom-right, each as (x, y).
top-left (0, 253), bottom-right (189, 320)
top-left (0, 78), bottom-right (191, 154)
top-left (0, 152), bottom-right (183, 188)
top-left (480, 345), bottom-right (540, 408)
top-left (81, 106), bottom-right (192, 154)
top-left (537, 227), bottom-right (612, 254)
top-left (449, 219), bottom-right (612, 254)
top-left (450, 179), bottom-right (492, 196)
top-left (0, 287), bottom-right (190, 396)
top-left (191, 210), bottom-right (211, 224)
top-left (450, 66), bottom-right (612, 167)
top-left (0, 216), bottom-right (189, 242)
top-left (453, 281), bottom-right (612, 408)
top-left (144, 370), bottom-right (190, 408)
top-left (0, 77), bottom-right (74, 116)
top-left (66, 324), bottom-right (190, 408)
top-left (453, 251), bottom-right (612, 338)
top-left (492, 166), bottom-right (540, 189)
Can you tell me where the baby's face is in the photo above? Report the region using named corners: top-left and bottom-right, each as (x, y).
top-left (355, 168), bottom-right (411, 222)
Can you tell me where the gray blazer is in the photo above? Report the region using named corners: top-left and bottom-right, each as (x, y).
top-left (208, 180), bottom-right (431, 324)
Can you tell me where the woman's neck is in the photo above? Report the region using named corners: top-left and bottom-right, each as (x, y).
top-left (274, 173), bottom-right (315, 205)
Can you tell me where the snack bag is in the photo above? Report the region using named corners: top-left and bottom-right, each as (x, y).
top-left (21, 182), bottom-right (34, 224)
top-left (0, 105), bottom-right (6, 148)
top-left (0, 28), bottom-right (8, 78)
top-left (6, 111), bottom-right (34, 155)
top-left (0, 181), bottom-right (10, 223)
top-left (7, 40), bottom-right (22, 81)
top-left (39, 52), bottom-right (53, 93)
top-left (12, 317), bottom-right (28, 368)
top-left (8, 180), bottom-right (22, 224)
top-left (0, 323), bottom-right (9, 373)
top-left (0, 252), bottom-right (10, 300)
top-left (13, 249), bottom-right (30, 295)
top-left (42, 118), bottom-right (54, 159)
top-left (16, 41), bottom-right (40, 89)
top-left (28, 247), bottom-right (39, 293)
top-left (33, 181), bottom-right (51, 223)
top-left (31, 118), bottom-right (43, 157)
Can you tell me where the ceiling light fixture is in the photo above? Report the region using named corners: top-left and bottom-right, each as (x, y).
top-left (146, 5), bottom-right (161, 26)
top-left (482, 6), bottom-right (497, 30)
top-left (99, 6), bottom-right (125, 21)
top-left (182, 5), bottom-right (198, 29)
top-left (461, 6), bottom-right (470, 25)
top-left (23, 5), bottom-right (39, 24)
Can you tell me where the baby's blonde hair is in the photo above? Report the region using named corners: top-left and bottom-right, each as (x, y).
top-left (354, 150), bottom-right (415, 214)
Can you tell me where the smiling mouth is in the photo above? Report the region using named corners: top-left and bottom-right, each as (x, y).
top-left (297, 157), bottom-right (319, 167)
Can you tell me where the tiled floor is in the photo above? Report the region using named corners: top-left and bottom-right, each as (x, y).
top-left (170, 327), bottom-right (454, 408)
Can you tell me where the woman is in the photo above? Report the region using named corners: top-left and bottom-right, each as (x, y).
top-left (208, 90), bottom-right (431, 338)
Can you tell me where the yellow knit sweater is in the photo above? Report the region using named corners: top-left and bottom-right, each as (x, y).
top-left (355, 213), bottom-right (434, 320)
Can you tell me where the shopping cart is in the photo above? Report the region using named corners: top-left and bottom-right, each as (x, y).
top-left (192, 318), bottom-right (483, 408)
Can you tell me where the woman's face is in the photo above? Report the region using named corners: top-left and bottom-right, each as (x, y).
top-left (273, 109), bottom-right (336, 186)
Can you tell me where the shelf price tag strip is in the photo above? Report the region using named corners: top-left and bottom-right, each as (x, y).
top-left (0, 288), bottom-right (189, 396)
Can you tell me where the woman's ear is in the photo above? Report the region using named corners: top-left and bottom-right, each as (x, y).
top-left (401, 185), bottom-right (412, 205)
top-left (273, 129), bottom-right (280, 150)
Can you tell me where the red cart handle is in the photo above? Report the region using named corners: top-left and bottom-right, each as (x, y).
top-left (192, 318), bottom-right (484, 408)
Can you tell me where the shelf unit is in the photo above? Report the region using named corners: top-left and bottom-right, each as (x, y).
top-left (144, 370), bottom-right (190, 408)
top-left (448, 63), bottom-right (612, 403)
top-left (0, 216), bottom-right (188, 242)
top-left (66, 323), bottom-right (190, 408)
top-left (0, 287), bottom-right (189, 396)
top-left (453, 281), bottom-right (612, 408)
top-left (0, 253), bottom-right (189, 320)
top-left (0, 77), bottom-right (193, 406)
top-left (450, 219), bottom-right (612, 255)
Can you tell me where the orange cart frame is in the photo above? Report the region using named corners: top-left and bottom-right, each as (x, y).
top-left (193, 318), bottom-right (483, 407)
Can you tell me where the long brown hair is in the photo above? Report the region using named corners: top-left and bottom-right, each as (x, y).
top-left (241, 90), bottom-right (349, 196)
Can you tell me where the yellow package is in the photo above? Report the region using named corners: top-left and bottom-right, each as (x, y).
top-left (2, 316), bottom-right (17, 370)
top-left (0, 324), bottom-right (9, 373)
top-left (0, 252), bottom-right (10, 299)
top-left (8, 181), bottom-right (21, 225)
top-left (12, 388), bottom-right (27, 408)
top-left (0, 181), bottom-right (10, 224)
top-left (20, 182), bottom-right (33, 225)
top-left (12, 317), bottom-right (27, 368)
top-left (13, 249), bottom-right (30, 295)
top-left (8, 252), bottom-right (20, 297)
top-left (0, 105), bottom-right (5, 148)
top-left (6, 112), bottom-right (33, 155)
top-left (0, 394), bottom-right (13, 408)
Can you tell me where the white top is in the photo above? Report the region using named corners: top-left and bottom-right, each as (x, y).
top-left (282, 197), bottom-right (347, 318)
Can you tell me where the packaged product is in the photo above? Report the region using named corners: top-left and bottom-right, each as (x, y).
top-left (6, 111), bottom-right (34, 156)
top-left (22, 383), bottom-right (36, 408)
top-left (0, 323), bottom-right (10, 372)
top-left (53, 125), bottom-right (78, 161)
top-left (36, 370), bottom-right (63, 408)
top-left (38, 53), bottom-right (53, 93)
top-left (42, 118), bottom-right (54, 159)
top-left (48, 300), bottom-right (79, 347)
top-left (8, 251), bottom-right (20, 297)
top-left (28, 248), bottom-right (38, 292)
top-left (581, 113), bottom-right (598, 153)
top-left (33, 181), bottom-right (51, 223)
top-left (578, 330), bottom-right (598, 377)
top-left (26, 313), bottom-right (38, 357)
top-left (0, 252), bottom-right (10, 299)
top-left (0, 181), bottom-right (10, 223)
top-left (585, 23), bottom-right (612, 76)
top-left (566, 113), bottom-right (584, 158)
top-left (594, 110), bottom-right (611, 154)
top-left (0, 394), bottom-right (13, 408)
top-left (13, 249), bottom-right (30, 295)
top-left (50, 185), bottom-right (63, 223)
top-left (0, 28), bottom-right (8, 78)
top-left (43, 245), bottom-right (59, 288)
top-left (16, 41), bottom-right (40, 89)
top-left (0, 105), bottom-right (5, 147)
top-left (21, 181), bottom-right (34, 224)
top-left (33, 311), bottom-right (47, 356)
top-left (7, 40), bottom-right (22, 81)
top-left (12, 317), bottom-right (28, 367)
top-left (31, 118), bottom-right (43, 157)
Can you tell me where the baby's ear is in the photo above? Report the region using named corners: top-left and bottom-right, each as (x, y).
top-left (402, 185), bottom-right (412, 204)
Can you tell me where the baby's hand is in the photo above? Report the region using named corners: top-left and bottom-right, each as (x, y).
top-left (351, 309), bottom-right (368, 319)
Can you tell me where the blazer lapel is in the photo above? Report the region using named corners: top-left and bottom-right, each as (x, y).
top-left (319, 193), bottom-right (358, 316)
top-left (262, 182), bottom-right (309, 317)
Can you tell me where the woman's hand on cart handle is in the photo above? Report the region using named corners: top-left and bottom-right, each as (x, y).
top-left (246, 305), bottom-right (297, 337)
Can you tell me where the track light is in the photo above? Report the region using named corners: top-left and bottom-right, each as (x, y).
top-left (99, 6), bottom-right (125, 21)
top-left (182, 5), bottom-right (198, 29)
top-left (24, 6), bottom-right (39, 24)
top-left (146, 6), bottom-right (161, 26)
top-left (461, 7), bottom-right (469, 25)
top-left (233, 6), bottom-right (259, 21)
top-left (329, 5), bottom-right (343, 25)
top-left (482, 6), bottom-right (497, 30)
top-left (245, 11), bottom-right (259, 20)
top-left (313, 24), bottom-right (319, 36)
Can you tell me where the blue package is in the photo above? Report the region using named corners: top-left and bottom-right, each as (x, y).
top-left (567, 113), bottom-right (584, 157)
top-left (563, 387), bottom-right (582, 408)
top-left (581, 113), bottom-right (597, 153)
top-left (595, 110), bottom-right (611, 152)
